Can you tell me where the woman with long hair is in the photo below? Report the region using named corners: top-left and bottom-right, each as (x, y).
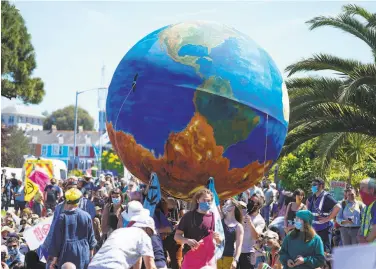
top-left (101, 188), bottom-right (125, 239)
top-left (280, 210), bottom-right (325, 269)
top-left (217, 198), bottom-right (244, 269)
top-left (174, 188), bottom-right (222, 269)
top-left (284, 189), bottom-right (307, 234)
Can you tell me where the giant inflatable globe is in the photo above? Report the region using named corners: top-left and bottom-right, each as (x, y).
top-left (106, 21), bottom-right (289, 200)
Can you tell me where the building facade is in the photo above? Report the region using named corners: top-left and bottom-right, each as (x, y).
top-left (1, 105), bottom-right (45, 131)
top-left (27, 127), bottom-right (111, 170)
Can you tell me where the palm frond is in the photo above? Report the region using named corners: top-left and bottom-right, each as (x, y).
top-left (342, 4), bottom-right (373, 21)
top-left (367, 14), bottom-right (376, 28)
top-left (340, 76), bottom-right (376, 102)
top-left (285, 53), bottom-right (361, 77)
top-left (307, 14), bottom-right (376, 55)
top-left (288, 102), bottom-right (376, 134)
top-left (316, 133), bottom-right (348, 173)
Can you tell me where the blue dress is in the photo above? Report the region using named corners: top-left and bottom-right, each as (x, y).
top-left (49, 208), bottom-right (97, 269)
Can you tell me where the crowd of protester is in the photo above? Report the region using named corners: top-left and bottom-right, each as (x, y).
top-left (1, 167), bottom-right (375, 269)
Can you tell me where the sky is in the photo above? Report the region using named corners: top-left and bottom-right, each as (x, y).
top-left (2, 1), bottom-right (374, 128)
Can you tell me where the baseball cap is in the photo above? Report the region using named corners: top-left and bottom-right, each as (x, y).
top-left (121, 201), bottom-right (150, 221)
top-left (263, 230), bottom-right (279, 240)
top-left (1, 226), bottom-right (14, 233)
top-left (131, 215), bottom-right (156, 235)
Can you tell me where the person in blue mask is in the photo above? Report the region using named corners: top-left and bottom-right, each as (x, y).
top-left (6, 237), bottom-right (24, 266)
top-left (280, 210), bottom-right (325, 269)
top-left (101, 188), bottom-right (125, 239)
top-left (306, 178), bottom-right (340, 253)
top-left (174, 188), bottom-right (222, 268)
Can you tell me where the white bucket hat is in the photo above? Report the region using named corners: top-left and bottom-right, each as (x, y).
top-left (121, 201), bottom-right (150, 221)
top-left (131, 214), bottom-right (156, 235)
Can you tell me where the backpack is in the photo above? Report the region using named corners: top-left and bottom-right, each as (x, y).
top-left (46, 185), bottom-right (57, 203)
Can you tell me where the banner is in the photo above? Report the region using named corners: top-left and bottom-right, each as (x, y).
top-left (143, 172), bottom-right (161, 217)
top-left (333, 244), bottom-right (376, 269)
top-left (23, 217), bottom-right (53, 250)
top-left (330, 181), bottom-right (347, 201)
top-left (207, 177), bottom-right (225, 260)
top-left (24, 178), bottom-right (39, 202)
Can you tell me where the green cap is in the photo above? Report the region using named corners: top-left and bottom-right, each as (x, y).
top-left (296, 210), bottom-right (314, 225)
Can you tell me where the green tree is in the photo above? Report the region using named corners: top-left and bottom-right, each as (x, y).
top-left (277, 140), bottom-right (319, 195)
top-left (283, 4), bottom-right (376, 163)
top-left (101, 150), bottom-right (124, 177)
top-left (43, 105), bottom-right (94, 131)
top-left (1, 126), bottom-right (31, 167)
top-left (1, 1), bottom-right (45, 104)
top-left (325, 134), bottom-right (376, 184)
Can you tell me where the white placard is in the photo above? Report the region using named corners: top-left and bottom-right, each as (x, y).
top-left (23, 217), bottom-right (53, 250)
top-left (333, 244), bottom-right (376, 269)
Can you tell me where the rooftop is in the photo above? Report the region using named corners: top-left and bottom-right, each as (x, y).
top-left (1, 104), bottom-right (46, 118)
top-left (26, 130), bottom-right (102, 145)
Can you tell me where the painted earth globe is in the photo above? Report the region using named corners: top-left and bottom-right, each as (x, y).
top-left (106, 21), bottom-right (289, 200)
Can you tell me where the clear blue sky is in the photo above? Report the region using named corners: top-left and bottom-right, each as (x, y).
top-left (2, 1), bottom-right (374, 128)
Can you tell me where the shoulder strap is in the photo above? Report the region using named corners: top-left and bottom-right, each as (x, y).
top-left (341, 200), bottom-right (347, 209)
top-left (318, 192), bottom-right (328, 211)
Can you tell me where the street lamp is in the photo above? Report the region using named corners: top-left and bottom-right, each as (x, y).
top-left (73, 87), bottom-right (107, 171)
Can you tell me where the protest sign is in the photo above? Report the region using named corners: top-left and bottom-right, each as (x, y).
top-left (23, 217), bottom-right (53, 250)
top-left (330, 181), bottom-right (347, 201)
top-left (333, 244), bottom-right (376, 269)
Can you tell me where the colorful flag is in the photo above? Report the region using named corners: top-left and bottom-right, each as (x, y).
top-left (29, 169), bottom-right (50, 192)
top-left (24, 178), bottom-right (39, 202)
top-left (143, 172), bottom-right (161, 217)
top-left (207, 177), bottom-right (225, 260)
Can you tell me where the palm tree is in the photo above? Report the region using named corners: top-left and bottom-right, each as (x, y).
top-left (283, 4), bottom-right (376, 176)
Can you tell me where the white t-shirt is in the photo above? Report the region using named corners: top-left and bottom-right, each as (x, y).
top-left (88, 227), bottom-right (154, 269)
top-left (241, 213), bottom-right (266, 253)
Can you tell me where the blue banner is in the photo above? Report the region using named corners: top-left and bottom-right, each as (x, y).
top-left (207, 177), bottom-right (225, 260)
top-left (143, 172), bottom-right (161, 217)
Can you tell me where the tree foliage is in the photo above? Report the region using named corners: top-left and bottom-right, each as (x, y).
top-left (1, 1), bottom-right (45, 104)
top-left (283, 4), bottom-right (376, 173)
top-left (1, 126), bottom-right (31, 168)
top-left (277, 140), bottom-right (319, 195)
top-left (43, 105), bottom-right (94, 131)
top-left (102, 150), bottom-right (124, 177)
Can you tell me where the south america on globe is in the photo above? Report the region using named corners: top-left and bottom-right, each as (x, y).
top-left (106, 21), bottom-right (289, 200)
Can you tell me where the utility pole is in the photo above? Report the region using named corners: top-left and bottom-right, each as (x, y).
top-left (98, 64), bottom-right (107, 176)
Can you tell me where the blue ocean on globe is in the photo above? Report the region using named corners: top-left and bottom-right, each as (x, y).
top-left (106, 21), bottom-right (289, 200)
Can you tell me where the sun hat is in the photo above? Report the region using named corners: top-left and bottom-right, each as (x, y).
top-left (296, 210), bottom-right (314, 225)
top-left (95, 206), bottom-right (102, 211)
top-left (263, 230), bottom-right (279, 240)
top-left (121, 201), bottom-right (150, 221)
top-left (1, 226), bottom-right (14, 233)
top-left (131, 215), bottom-right (156, 235)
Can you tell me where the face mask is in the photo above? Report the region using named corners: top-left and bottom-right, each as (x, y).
top-left (294, 221), bottom-right (303, 230)
top-left (264, 246), bottom-right (272, 252)
top-left (311, 186), bottom-right (318, 194)
top-left (112, 197), bottom-right (121, 204)
top-left (8, 248), bottom-right (18, 256)
top-left (199, 202), bottom-right (211, 211)
top-left (359, 190), bottom-right (375, 206)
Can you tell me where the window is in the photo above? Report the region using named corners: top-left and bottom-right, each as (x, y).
top-left (8, 116), bottom-right (14, 124)
top-left (37, 119), bottom-right (40, 124)
top-left (60, 169), bottom-right (67, 180)
top-left (41, 145), bottom-right (47, 156)
top-left (79, 146), bottom-right (90, 156)
top-left (1, 117), bottom-right (4, 123)
top-left (25, 117), bottom-right (29, 123)
top-left (18, 117), bottom-right (23, 123)
top-left (31, 118), bottom-right (35, 124)
top-left (52, 145), bottom-right (62, 156)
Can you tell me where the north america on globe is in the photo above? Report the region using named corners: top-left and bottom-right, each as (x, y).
top-left (106, 21), bottom-right (289, 200)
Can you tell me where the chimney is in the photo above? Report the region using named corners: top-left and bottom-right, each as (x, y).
top-left (78, 126), bottom-right (83, 133)
top-left (51, 125), bottom-right (57, 132)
